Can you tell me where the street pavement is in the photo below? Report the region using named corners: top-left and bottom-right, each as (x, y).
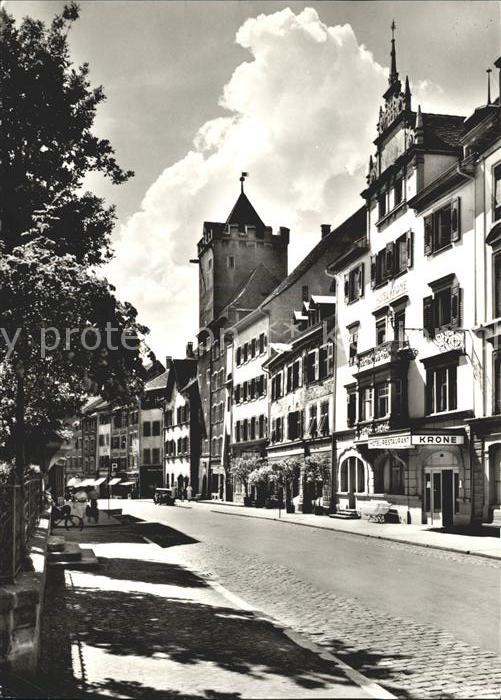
top-left (106, 499), bottom-right (501, 699)
top-left (34, 515), bottom-right (373, 699)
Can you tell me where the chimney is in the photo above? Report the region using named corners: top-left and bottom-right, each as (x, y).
top-left (165, 355), bottom-right (172, 367)
top-left (321, 224), bottom-right (331, 239)
top-left (186, 342), bottom-right (194, 358)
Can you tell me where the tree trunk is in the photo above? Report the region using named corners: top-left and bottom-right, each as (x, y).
top-left (15, 371), bottom-right (27, 562)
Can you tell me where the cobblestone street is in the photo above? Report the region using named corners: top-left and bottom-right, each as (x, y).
top-left (34, 520), bottom-right (370, 699)
top-left (115, 501), bottom-right (501, 699)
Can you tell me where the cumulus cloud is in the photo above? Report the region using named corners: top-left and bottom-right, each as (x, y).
top-left (106, 6), bottom-right (445, 358)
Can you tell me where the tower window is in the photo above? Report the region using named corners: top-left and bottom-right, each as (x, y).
top-left (302, 285), bottom-right (309, 302)
top-left (227, 256), bottom-right (235, 269)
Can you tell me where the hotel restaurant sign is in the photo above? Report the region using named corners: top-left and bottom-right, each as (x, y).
top-left (367, 432), bottom-right (465, 449)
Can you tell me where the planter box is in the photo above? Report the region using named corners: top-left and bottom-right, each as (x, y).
top-left (286, 504), bottom-right (295, 514)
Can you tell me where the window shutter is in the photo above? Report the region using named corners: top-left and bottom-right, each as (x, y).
top-left (406, 230), bottom-right (413, 269)
top-left (424, 214), bottom-right (433, 255)
top-left (358, 263), bottom-right (365, 297)
top-left (384, 242), bottom-right (394, 279)
top-left (370, 255), bottom-right (377, 289)
top-left (344, 273), bottom-right (349, 302)
top-left (450, 283), bottom-right (461, 328)
top-left (451, 198), bottom-right (461, 242)
top-left (423, 295), bottom-right (435, 338)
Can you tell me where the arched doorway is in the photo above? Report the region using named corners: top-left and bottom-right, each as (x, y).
top-left (339, 456), bottom-right (366, 509)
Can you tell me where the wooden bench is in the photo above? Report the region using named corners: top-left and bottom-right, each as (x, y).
top-left (366, 501), bottom-right (393, 523)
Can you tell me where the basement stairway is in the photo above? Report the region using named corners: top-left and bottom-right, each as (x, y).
top-left (47, 535), bottom-right (99, 570)
top-left (329, 508), bottom-right (361, 520)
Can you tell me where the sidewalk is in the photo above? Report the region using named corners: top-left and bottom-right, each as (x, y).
top-left (33, 519), bottom-right (375, 699)
top-left (196, 500), bottom-right (501, 561)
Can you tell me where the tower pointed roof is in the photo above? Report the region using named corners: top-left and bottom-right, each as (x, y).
top-left (383, 20), bottom-right (402, 100)
top-left (389, 19), bottom-right (398, 84)
top-left (225, 191), bottom-right (265, 232)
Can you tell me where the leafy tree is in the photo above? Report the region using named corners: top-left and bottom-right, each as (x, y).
top-left (0, 238), bottom-right (147, 462)
top-left (0, 2), bottom-right (133, 264)
top-left (230, 456), bottom-right (263, 497)
top-left (271, 458), bottom-right (302, 506)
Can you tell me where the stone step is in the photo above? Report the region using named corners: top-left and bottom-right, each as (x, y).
top-left (48, 542), bottom-right (82, 562)
top-left (47, 536), bottom-right (66, 552)
top-left (329, 510), bottom-right (361, 520)
top-left (48, 548), bottom-right (99, 570)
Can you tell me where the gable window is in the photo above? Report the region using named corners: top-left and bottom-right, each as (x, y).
top-left (306, 350), bottom-right (319, 383)
top-left (393, 175), bottom-right (403, 207)
top-left (346, 389), bottom-right (357, 427)
top-left (494, 351), bottom-right (501, 415)
top-left (344, 263), bottom-right (365, 303)
top-left (287, 359), bottom-right (302, 392)
top-left (494, 251), bottom-right (501, 318)
top-left (319, 401), bottom-right (329, 436)
top-left (259, 333), bottom-right (266, 354)
top-left (378, 191), bottom-right (387, 220)
top-left (425, 363), bottom-right (458, 414)
top-left (375, 315), bottom-right (387, 346)
top-left (423, 278), bottom-right (461, 338)
top-left (308, 405), bottom-right (317, 437)
top-left (393, 308), bottom-right (406, 342)
top-left (348, 325), bottom-right (359, 365)
top-left (424, 198), bottom-right (461, 255)
top-left (258, 415), bottom-right (266, 439)
top-left (375, 382), bottom-right (390, 418)
top-left (494, 163), bottom-right (501, 222)
top-left (271, 373), bottom-right (282, 400)
top-left (359, 387), bottom-right (373, 422)
top-left (287, 410), bottom-right (303, 441)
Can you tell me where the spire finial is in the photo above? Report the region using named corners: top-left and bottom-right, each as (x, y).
top-left (239, 171), bottom-right (248, 194)
top-left (487, 68), bottom-right (492, 105)
top-left (389, 19), bottom-right (398, 84)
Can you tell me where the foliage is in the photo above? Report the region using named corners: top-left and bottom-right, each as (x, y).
top-left (304, 455), bottom-right (331, 483)
top-left (0, 3), bottom-right (133, 265)
top-left (0, 239), bottom-right (147, 460)
top-left (271, 457), bottom-right (302, 485)
top-left (230, 456), bottom-right (263, 495)
top-left (248, 463), bottom-right (276, 486)
top-left (0, 4), bottom-right (146, 466)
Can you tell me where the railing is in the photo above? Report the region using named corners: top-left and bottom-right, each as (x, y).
top-left (355, 340), bottom-right (411, 370)
top-left (0, 476), bottom-right (42, 583)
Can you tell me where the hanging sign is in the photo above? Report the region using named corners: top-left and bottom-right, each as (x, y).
top-left (367, 433), bottom-right (412, 449)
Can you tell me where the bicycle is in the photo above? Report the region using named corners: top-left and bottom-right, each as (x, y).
top-left (51, 504), bottom-right (84, 530)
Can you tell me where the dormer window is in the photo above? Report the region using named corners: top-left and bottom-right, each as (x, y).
top-left (424, 198), bottom-right (460, 255)
top-left (378, 191), bottom-right (387, 219)
top-left (494, 163), bottom-right (501, 222)
top-left (229, 224), bottom-right (239, 235)
top-left (393, 175), bottom-right (403, 207)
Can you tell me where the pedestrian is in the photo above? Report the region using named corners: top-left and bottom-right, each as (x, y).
top-left (182, 487), bottom-right (187, 501)
top-left (186, 484), bottom-right (192, 501)
top-left (87, 487), bottom-right (99, 523)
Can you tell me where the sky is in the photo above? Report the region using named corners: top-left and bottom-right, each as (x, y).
top-left (8, 0), bottom-right (501, 359)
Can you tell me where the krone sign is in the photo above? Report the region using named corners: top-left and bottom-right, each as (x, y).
top-left (411, 434), bottom-right (464, 446)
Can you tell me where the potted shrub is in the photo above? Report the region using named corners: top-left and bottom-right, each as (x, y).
top-left (229, 456), bottom-right (263, 506)
top-left (271, 458), bottom-right (301, 513)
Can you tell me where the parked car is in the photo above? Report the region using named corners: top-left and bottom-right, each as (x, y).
top-left (153, 488), bottom-right (176, 505)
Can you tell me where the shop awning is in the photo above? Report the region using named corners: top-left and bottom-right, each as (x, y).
top-left (77, 479), bottom-right (96, 488)
top-left (108, 478), bottom-right (121, 486)
top-left (120, 481), bottom-right (137, 487)
top-left (66, 477), bottom-right (81, 487)
top-left (94, 477), bottom-right (107, 486)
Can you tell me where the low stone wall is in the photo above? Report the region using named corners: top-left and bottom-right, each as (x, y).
top-left (0, 510), bottom-right (50, 675)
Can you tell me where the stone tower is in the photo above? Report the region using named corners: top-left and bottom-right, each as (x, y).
top-left (195, 176), bottom-right (289, 329)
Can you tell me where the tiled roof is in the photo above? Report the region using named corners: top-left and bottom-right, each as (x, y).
top-left (225, 192), bottom-right (265, 231)
top-left (144, 370), bottom-right (168, 392)
top-left (262, 206), bottom-right (366, 305)
top-left (422, 113), bottom-right (465, 151)
top-left (223, 263), bottom-right (281, 313)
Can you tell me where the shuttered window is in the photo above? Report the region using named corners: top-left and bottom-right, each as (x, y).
top-left (424, 198), bottom-right (461, 255)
